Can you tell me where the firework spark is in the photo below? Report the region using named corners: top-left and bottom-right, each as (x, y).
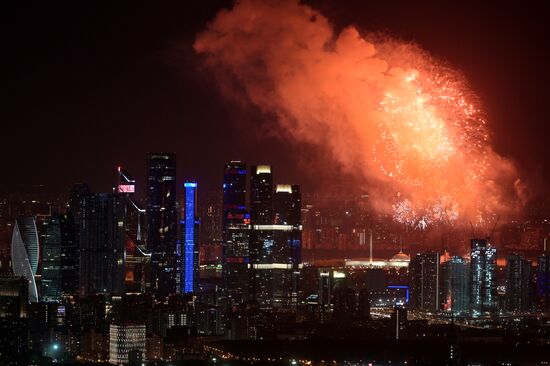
top-left (195, 0), bottom-right (523, 227)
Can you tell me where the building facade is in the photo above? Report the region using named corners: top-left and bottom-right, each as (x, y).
top-left (409, 251), bottom-right (440, 312)
top-left (222, 161), bottom-right (250, 305)
top-left (470, 238), bottom-right (497, 316)
top-left (11, 217), bottom-right (39, 302)
top-left (179, 181), bottom-right (199, 294)
top-left (146, 153), bottom-right (177, 300)
top-left (108, 324), bottom-right (146, 365)
top-left (79, 193), bottom-right (126, 296)
top-left (442, 256), bottom-right (469, 314)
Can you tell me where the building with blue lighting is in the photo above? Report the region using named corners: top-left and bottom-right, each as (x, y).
top-left (179, 181), bottom-right (199, 294)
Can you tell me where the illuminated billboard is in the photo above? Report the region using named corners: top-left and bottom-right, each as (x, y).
top-left (117, 184), bottom-right (135, 193)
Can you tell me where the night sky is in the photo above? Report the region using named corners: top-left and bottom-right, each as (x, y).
top-left (2, 1), bottom-right (549, 199)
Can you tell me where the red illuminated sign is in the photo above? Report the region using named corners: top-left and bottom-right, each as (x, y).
top-left (118, 184), bottom-right (135, 193)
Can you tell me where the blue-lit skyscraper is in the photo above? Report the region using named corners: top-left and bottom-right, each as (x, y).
top-left (179, 181), bottom-right (199, 294)
top-left (470, 238), bottom-right (497, 316)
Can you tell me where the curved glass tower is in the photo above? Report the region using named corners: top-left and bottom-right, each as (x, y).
top-left (11, 217), bottom-right (39, 303)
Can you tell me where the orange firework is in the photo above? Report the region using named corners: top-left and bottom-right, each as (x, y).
top-left (195, 0), bottom-right (522, 228)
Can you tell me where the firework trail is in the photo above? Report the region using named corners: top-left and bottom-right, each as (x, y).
top-left (195, 0), bottom-right (524, 228)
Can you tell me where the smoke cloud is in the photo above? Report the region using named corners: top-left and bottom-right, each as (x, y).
top-left (194, 0), bottom-right (524, 227)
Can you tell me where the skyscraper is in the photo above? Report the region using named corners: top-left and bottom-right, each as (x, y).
top-left (409, 251), bottom-right (439, 312)
top-left (272, 184), bottom-right (302, 306)
top-left (442, 256), bottom-right (469, 314)
top-left (41, 213), bottom-right (78, 301)
top-left (179, 181), bottom-right (199, 294)
top-left (109, 324), bottom-right (146, 365)
top-left (470, 238), bottom-right (497, 316)
top-left (537, 251), bottom-right (550, 313)
top-left (146, 153), bottom-right (177, 300)
top-left (11, 217), bottom-right (39, 302)
top-left (249, 165), bottom-right (274, 308)
top-left (222, 161), bottom-right (250, 305)
top-left (505, 253), bottom-right (532, 313)
top-left (79, 193), bottom-right (126, 296)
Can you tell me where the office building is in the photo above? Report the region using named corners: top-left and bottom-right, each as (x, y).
top-left (147, 153), bottom-right (178, 300)
top-left (470, 238), bottom-right (497, 316)
top-left (222, 161), bottom-right (250, 305)
top-left (441, 256), bottom-right (469, 314)
top-left (409, 251), bottom-right (439, 312)
top-left (179, 181), bottom-right (199, 294)
top-left (0, 276), bottom-right (28, 318)
top-left (79, 193), bottom-right (126, 296)
top-left (11, 217), bottom-right (39, 302)
top-left (109, 324), bottom-right (146, 365)
top-left (272, 184), bottom-right (302, 306)
top-left (41, 213), bottom-right (78, 301)
top-left (249, 165), bottom-right (274, 308)
top-left (505, 253), bottom-right (531, 313)
top-left (536, 251), bottom-right (550, 313)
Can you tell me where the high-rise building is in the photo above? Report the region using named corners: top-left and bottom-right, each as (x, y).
top-left (505, 253), bottom-right (532, 313)
top-left (409, 251), bottom-right (439, 312)
top-left (179, 181), bottom-right (199, 294)
top-left (108, 324), bottom-right (146, 365)
top-left (272, 184), bottom-right (302, 306)
top-left (146, 153), bottom-right (177, 300)
top-left (0, 218), bottom-right (12, 275)
top-left (11, 217), bottom-right (39, 302)
top-left (536, 250), bottom-right (550, 313)
top-left (222, 161), bottom-right (250, 305)
top-left (249, 165), bottom-right (274, 308)
top-left (0, 276), bottom-right (28, 318)
top-left (442, 256), bottom-right (469, 314)
top-left (41, 213), bottom-right (78, 301)
top-left (470, 238), bottom-right (497, 316)
top-left (79, 193), bottom-right (126, 296)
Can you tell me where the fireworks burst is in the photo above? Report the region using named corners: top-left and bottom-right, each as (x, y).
top-left (195, 0), bottom-right (521, 228)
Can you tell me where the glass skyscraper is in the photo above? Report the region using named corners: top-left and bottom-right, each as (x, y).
top-left (11, 216), bottom-right (39, 303)
top-left (41, 213), bottom-right (78, 301)
top-left (222, 161), bottom-right (250, 305)
top-left (442, 256), bottom-right (469, 314)
top-left (505, 253), bottom-right (532, 313)
top-left (537, 251), bottom-right (550, 313)
top-left (179, 181), bottom-right (199, 294)
top-left (79, 193), bottom-right (126, 296)
top-left (249, 165), bottom-right (274, 308)
top-left (146, 153), bottom-right (177, 300)
top-left (470, 238), bottom-right (497, 316)
top-left (409, 251), bottom-right (440, 312)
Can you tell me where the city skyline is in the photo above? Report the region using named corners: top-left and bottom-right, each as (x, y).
top-left (1, 1), bottom-right (550, 365)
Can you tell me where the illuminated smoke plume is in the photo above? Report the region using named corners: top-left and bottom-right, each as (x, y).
top-left (195, 0), bottom-right (523, 228)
